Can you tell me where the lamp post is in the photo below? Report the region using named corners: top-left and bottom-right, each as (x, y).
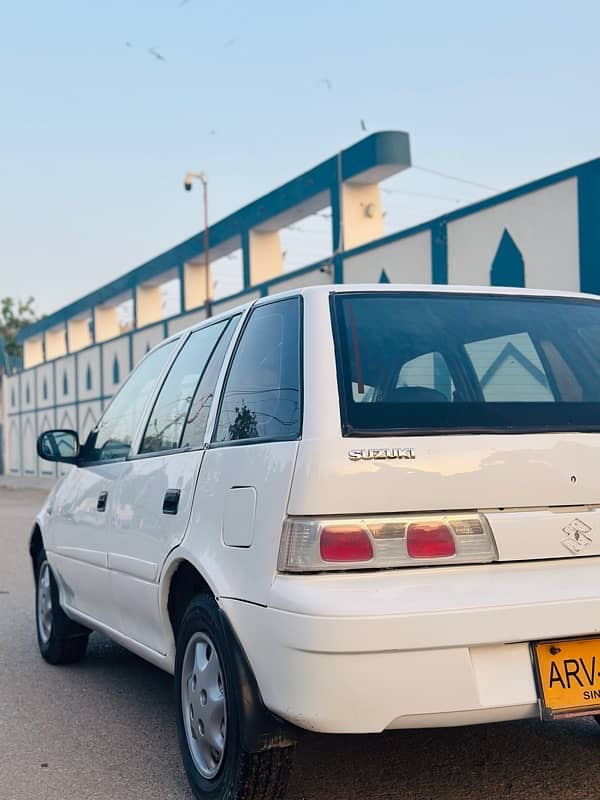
top-left (184, 171), bottom-right (211, 318)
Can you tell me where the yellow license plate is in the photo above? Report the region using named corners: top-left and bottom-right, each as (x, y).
top-left (534, 637), bottom-right (600, 719)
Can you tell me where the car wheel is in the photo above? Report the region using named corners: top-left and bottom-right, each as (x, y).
top-left (175, 594), bottom-right (294, 800)
top-left (35, 549), bottom-right (89, 665)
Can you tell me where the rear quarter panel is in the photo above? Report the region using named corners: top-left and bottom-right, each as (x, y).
top-left (175, 440), bottom-right (299, 604)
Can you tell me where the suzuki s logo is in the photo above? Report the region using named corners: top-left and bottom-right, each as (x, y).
top-left (348, 448), bottom-right (416, 462)
top-left (561, 518), bottom-right (593, 555)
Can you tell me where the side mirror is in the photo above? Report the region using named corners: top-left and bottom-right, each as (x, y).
top-left (37, 429), bottom-right (80, 465)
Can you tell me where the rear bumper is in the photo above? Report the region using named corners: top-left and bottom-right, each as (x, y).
top-left (220, 558), bottom-right (600, 733)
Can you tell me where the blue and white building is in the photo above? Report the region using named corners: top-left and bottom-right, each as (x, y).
top-left (4, 130), bottom-right (600, 477)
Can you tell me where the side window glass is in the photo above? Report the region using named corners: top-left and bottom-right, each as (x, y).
top-left (465, 332), bottom-right (554, 402)
top-left (82, 340), bottom-right (177, 462)
top-left (181, 316), bottom-right (240, 449)
top-left (214, 298), bottom-right (301, 443)
top-left (140, 320), bottom-right (229, 454)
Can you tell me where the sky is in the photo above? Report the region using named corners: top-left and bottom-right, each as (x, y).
top-left (2, 0), bottom-right (600, 315)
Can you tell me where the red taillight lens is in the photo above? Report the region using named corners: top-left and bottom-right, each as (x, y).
top-left (320, 525), bottom-right (374, 562)
top-left (407, 523), bottom-right (455, 558)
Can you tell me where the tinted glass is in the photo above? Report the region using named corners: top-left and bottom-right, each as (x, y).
top-left (333, 292), bottom-right (600, 434)
top-left (140, 320), bottom-right (229, 453)
top-left (214, 298), bottom-right (301, 443)
top-left (465, 332), bottom-right (554, 401)
top-left (81, 341), bottom-right (177, 462)
top-left (397, 352), bottom-right (454, 401)
top-left (181, 315), bottom-right (240, 449)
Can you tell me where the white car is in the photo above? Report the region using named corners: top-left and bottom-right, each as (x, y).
top-left (32, 284), bottom-right (600, 799)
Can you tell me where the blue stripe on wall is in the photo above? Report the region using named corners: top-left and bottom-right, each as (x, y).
top-left (431, 220), bottom-right (448, 284)
top-left (578, 161), bottom-right (600, 294)
top-left (242, 229), bottom-right (251, 289)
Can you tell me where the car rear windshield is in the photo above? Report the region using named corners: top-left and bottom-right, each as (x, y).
top-left (332, 291), bottom-right (600, 435)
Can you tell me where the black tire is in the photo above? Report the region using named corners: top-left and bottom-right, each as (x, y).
top-left (175, 594), bottom-right (294, 800)
top-left (34, 548), bottom-right (89, 665)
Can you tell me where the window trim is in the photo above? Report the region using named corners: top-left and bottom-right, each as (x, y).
top-left (330, 289), bottom-right (600, 438)
top-left (134, 317), bottom-right (232, 458)
top-left (208, 295), bottom-right (304, 449)
top-left (127, 315), bottom-right (242, 461)
top-left (177, 315), bottom-right (244, 452)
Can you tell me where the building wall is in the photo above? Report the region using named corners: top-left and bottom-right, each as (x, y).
top-left (4, 162), bottom-right (598, 477)
top-left (446, 178), bottom-right (579, 290)
top-left (343, 230), bottom-right (432, 285)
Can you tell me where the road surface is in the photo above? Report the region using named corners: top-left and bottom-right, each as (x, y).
top-left (1, 487), bottom-right (599, 799)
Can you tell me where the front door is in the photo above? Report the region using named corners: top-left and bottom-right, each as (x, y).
top-left (46, 463), bottom-right (116, 624)
top-left (50, 338), bottom-right (179, 631)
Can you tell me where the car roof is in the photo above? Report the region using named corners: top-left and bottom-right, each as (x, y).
top-left (163, 282), bottom-right (600, 345)
top-left (297, 283), bottom-right (600, 301)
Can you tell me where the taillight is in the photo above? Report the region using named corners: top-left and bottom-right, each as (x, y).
top-left (278, 513), bottom-right (496, 573)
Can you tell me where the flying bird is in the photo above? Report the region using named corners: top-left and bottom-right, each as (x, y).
top-left (319, 78), bottom-right (332, 90)
top-left (360, 119), bottom-right (368, 132)
top-left (224, 37), bottom-right (238, 47)
top-left (179, 0), bottom-right (192, 6)
top-left (148, 47), bottom-right (166, 61)
top-left (125, 41), bottom-right (133, 47)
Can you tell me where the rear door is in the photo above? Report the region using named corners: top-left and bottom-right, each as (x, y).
top-left (290, 290), bottom-right (600, 562)
top-left (108, 315), bottom-right (240, 651)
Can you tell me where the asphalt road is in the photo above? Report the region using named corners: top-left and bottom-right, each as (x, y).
top-left (3, 487), bottom-right (600, 800)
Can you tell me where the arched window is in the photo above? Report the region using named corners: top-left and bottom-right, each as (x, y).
top-left (112, 354), bottom-right (120, 385)
top-left (25, 384), bottom-right (30, 404)
top-left (63, 372), bottom-right (69, 395)
top-left (85, 364), bottom-right (93, 391)
top-left (42, 378), bottom-right (48, 400)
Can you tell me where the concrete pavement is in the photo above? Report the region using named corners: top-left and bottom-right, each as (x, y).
top-left (1, 487), bottom-right (600, 800)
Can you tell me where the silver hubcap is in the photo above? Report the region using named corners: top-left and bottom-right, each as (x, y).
top-left (181, 632), bottom-right (227, 779)
top-left (37, 561), bottom-right (53, 644)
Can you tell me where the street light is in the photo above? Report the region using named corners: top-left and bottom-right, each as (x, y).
top-left (184, 170), bottom-right (211, 318)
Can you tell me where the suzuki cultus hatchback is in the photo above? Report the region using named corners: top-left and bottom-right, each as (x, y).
top-left (32, 285), bottom-right (600, 799)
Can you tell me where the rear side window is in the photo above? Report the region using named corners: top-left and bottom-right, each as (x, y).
top-left (180, 315), bottom-right (240, 449)
top-left (333, 292), bottom-right (600, 434)
top-left (213, 297), bottom-right (301, 443)
top-left (140, 319), bottom-right (230, 453)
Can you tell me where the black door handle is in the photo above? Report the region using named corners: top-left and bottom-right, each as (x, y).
top-left (162, 489), bottom-right (181, 515)
top-left (97, 491), bottom-right (108, 512)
